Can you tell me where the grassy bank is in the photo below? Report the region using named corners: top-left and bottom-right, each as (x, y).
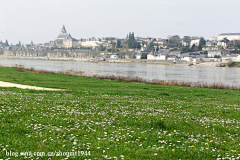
top-left (0, 67), bottom-right (240, 159)
top-left (229, 62), bottom-right (240, 67)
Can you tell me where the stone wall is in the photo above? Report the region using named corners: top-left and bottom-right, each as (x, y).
top-left (2, 50), bottom-right (136, 59)
top-left (4, 50), bottom-right (107, 58)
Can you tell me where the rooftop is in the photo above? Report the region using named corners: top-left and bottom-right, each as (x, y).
top-left (219, 33), bottom-right (240, 36)
top-left (57, 33), bottom-right (72, 39)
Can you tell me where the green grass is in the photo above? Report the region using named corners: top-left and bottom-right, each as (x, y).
top-left (0, 67), bottom-right (240, 159)
top-left (230, 62), bottom-right (240, 67)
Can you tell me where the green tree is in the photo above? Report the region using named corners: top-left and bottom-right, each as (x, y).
top-left (197, 38), bottom-right (206, 51)
top-left (191, 44), bottom-right (199, 52)
top-left (141, 53), bottom-right (147, 59)
top-left (198, 45), bottom-right (202, 51)
top-left (128, 32), bottom-right (135, 49)
top-left (147, 41), bottom-right (155, 52)
top-left (220, 37), bottom-right (230, 44)
top-left (5, 40), bottom-right (9, 47)
top-left (111, 42), bottom-right (116, 53)
top-left (136, 42), bottom-right (141, 49)
top-left (199, 38), bottom-right (206, 46)
top-left (168, 35), bottom-right (181, 48)
top-left (156, 43), bottom-right (159, 52)
top-left (116, 39), bottom-right (122, 48)
top-left (182, 47), bottom-right (192, 52)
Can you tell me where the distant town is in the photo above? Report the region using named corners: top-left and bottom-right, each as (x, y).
top-left (0, 25), bottom-right (240, 64)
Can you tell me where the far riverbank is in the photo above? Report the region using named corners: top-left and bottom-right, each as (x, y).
top-left (0, 55), bottom-right (223, 67)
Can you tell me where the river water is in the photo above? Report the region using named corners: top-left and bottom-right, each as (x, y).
top-left (1, 59), bottom-right (240, 86)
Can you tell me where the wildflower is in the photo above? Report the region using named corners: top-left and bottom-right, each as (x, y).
top-left (233, 150), bottom-right (236, 152)
top-left (210, 140), bottom-right (213, 142)
top-left (174, 130), bottom-right (176, 132)
top-left (158, 140), bottom-right (162, 143)
top-left (205, 143), bottom-right (208, 145)
top-left (191, 145), bottom-right (195, 147)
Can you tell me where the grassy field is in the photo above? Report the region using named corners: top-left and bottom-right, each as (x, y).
top-left (0, 67), bottom-right (240, 159)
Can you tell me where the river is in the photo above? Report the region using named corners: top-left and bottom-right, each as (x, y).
top-left (0, 59), bottom-right (240, 87)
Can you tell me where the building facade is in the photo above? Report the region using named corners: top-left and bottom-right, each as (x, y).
top-left (218, 33), bottom-right (240, 41)
top-left (54, 25), bottom-right (79, 49)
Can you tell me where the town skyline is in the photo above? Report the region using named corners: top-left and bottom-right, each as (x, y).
top-left (0, 0), bottom-right (239, 44)
top-left (0, 24), bottom-right (239, 45)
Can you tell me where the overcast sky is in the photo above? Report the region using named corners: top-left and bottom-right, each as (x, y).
top-left (0, 0), bottom-right (239, 44)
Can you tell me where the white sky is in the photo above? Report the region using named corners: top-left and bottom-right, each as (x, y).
top-left (0, 0), bottom-right (239, 44)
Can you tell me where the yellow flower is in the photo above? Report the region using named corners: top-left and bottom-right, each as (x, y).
top-left (210, 140), bottom-right (213, 142)
top-left (161, 118), bottom-right (164, 120)
top-left (174, 130), bottom-right (176, 132)
top-left (205, 143), bottom-right (208, 145)
top-left (191, 145), bottom-right (195, 147)
top-left (233, 150), bottom-right (236, 152)
top-left (158, 140), bottom-right (162, 143)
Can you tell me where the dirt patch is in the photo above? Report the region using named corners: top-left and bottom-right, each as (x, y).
top-left (0, 81), bottom-right (64, 91)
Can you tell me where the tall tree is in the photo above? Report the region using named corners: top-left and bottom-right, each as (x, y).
top-left (111, 41), bottom-right (116, 53)
top-left (136, 42), bottom-right (141, 50)
top-left (199, 38), bottom-right (206, 46)
top-left (156, 43), bottom-right (159, 52)
top-left (116, 39), bottom-right (122, 48)
top-left (5, 40), bottom-right (9, 47)
top-left (128, 32), bottom-right (135, 49)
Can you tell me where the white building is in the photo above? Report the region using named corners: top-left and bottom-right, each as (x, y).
top-left (218, 33), bottom-right (240, 41)
top-left (110, 55), bottom-right (118, 59)
top-left (182, 41), bottom-right (189, 47)
top-left (236, 55), bottom-right (240, 62)
top-left (190, 39), bottom-right (200, 47)
top-left (147, 52), bottom-right (157, 60)
top-left (208, 37), bottom-right (218, 41)
top-left (135, 53), bottom-right (142, 59)
top-left (156, 54), bottom-right (168, 60)
top-left (182, 57), bottom-right (193, 62)
top-left (147, 52), bottom-right (168, 60)
top-left (217, 41), bottom-right (227, 48)
top-left (208, 50), bottom-right (221, 58)
top-left (54, 25), bottom-right (78, 48)
top-left (206, 40), bottom-right (218, 46)
top-left (79, 41), bottom-right (102, 47)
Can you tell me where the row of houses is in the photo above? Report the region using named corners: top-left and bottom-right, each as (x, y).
top-left (134, 50), bottom-right (239, 62)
